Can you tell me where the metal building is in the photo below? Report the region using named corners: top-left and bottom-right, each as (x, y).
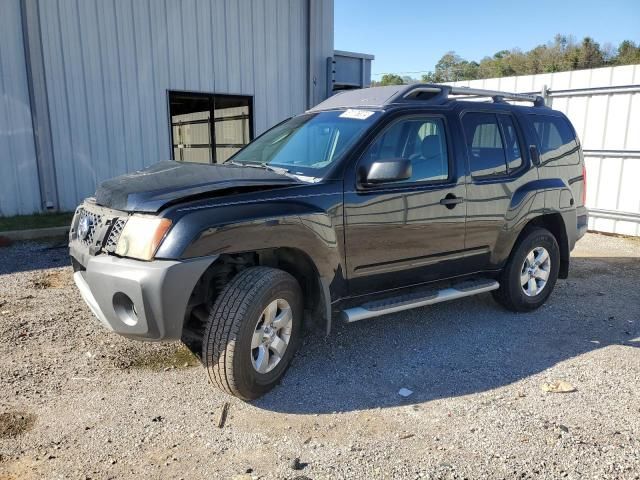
top-left (1, 0), bottom-right (372, 217)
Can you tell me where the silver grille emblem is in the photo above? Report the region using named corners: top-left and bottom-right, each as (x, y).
top-left (78, 215), bottom-right (93, 240)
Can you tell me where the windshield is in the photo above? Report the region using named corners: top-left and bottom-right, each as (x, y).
top-left (227, 110), bottom-right (380, 176)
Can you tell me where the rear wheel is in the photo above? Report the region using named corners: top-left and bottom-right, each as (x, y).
top-left (202, 266), bottom-right (303, 400)
top-left (492, 227), bottom-right (560, 312)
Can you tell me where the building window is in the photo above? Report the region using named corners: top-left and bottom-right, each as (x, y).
top-left (169, 91), bottom-right (252, 164)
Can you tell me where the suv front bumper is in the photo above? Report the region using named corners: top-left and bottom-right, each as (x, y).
top-left (71, 251), bottom-right (217, 341)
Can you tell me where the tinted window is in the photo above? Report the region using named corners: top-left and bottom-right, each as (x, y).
top-left (362, 117), bottom-right (448, 183)
top-left (462, 113), bottom-right (507, 178)
top-left (499, 115), bottom-right (523, 171)
top-left (530, 115), bottom-right (578, 165)
top-left (230, 110), bottom-right (380, 176)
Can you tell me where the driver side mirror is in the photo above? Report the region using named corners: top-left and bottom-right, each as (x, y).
top-left (361, 158), bottom-right (412, 186)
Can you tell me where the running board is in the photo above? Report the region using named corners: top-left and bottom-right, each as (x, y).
top-left (341, 278), bottom-right (500, 323)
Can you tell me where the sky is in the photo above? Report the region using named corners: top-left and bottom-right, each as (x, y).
top-left (334, 0), bottom-right (640, 80)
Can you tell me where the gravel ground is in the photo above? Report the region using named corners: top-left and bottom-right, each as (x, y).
top-left (0, 232), bottom-right (639, 479)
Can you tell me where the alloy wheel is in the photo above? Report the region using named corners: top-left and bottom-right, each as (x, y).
top-left (250, 298), bottom-right (293, 373)
top-left (520, 246), bottom-right (551, 297)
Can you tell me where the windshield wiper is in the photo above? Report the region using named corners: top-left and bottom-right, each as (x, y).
top-left (260, 162), bottom-right (289, 175)
top-left (234, 161), bottom-right (289, 175)
top-left (225, 160), bottom-right (314, 180)
top-left (226, 160), bottom-right (245, 167)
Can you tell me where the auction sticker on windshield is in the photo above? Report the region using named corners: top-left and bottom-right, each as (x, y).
top-left (339, 109), bottom-right (376, 120)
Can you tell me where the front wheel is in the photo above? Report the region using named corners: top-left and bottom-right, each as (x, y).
top-left (202, 267), bottom-right (303, 400)
top-left (492, 227), bottom-right (560, 312)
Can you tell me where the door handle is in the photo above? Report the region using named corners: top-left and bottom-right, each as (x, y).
top-left (440, 194), bottom-right (464, 209)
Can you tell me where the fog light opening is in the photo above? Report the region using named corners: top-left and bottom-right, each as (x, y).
top-left (113, 292), bottom-right (139, 327)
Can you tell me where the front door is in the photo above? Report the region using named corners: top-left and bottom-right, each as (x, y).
top-left (344, 114), bottom-right (467, 296)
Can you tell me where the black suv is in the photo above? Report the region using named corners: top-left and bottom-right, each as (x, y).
top-left (69, 84), bottom-right (588, 400)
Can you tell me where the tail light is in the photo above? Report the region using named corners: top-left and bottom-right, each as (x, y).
top-left (582, 164), bottom-right (587, 206)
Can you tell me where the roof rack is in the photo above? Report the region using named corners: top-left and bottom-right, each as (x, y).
top-left (308, 83), bottom-right (546, 112)
top-left (400, 84), bottom-right (545, 107)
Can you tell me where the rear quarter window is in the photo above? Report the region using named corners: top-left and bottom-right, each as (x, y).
top-left (530, 114), bottom-right (579, 166)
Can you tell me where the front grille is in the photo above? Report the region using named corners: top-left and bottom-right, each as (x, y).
top-left (76, 208), bottom-right (102, 248)
top-left (71, 203), bottom-right (127, 256)
top-left (103, 218), bottom-right (127, 253)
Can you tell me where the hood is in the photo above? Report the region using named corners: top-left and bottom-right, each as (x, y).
top-left (94, 161), bottom-right (300, 212)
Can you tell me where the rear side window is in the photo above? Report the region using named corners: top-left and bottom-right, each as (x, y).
top-left (462, 113), bottom-right (507, 178)
top-left (530, 115), bottom-right (578, 165)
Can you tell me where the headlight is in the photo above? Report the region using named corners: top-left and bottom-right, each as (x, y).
top-left (115, 216), bottom-right (172, 260)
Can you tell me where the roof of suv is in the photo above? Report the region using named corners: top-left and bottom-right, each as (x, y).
top-left (309, 83), bottom-right (547, 112)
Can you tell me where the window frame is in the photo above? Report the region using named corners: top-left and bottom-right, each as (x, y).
top-left (496, 113), bottom-right (526, 174)
top-left (460, 109), bottom-right (527, 182)
top-left (355, 113), bottom-right (454, 190)
top-left (167, 90), bottom-right (254, 164)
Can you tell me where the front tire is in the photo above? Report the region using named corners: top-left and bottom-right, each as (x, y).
top-left (492, 227), bottom-right (560, 312)
top-left (203, 266), bottom-right (303, 400)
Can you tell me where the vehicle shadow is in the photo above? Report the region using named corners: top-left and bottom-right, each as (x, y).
top-left (254, 255), bottom-right (639, 414)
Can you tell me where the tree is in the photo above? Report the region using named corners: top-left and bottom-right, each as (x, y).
top-left (420, 52), bottom-right (480, 83)
top-left (376, 34), bottom-right (640, 86)
top-left (434, 51), bottom-right (463, 81)
top-left (577, 37), bottom-right (605, 69)
top-left (378, 73), bottom-right (405, 85)
top-left (617, 40), bottom-right (640, 65)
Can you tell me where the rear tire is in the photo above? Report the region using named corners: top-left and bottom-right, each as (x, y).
top-left (492, 227), bottom-right (560, 312)
top-left (202, 266), bottom-right (303, 400)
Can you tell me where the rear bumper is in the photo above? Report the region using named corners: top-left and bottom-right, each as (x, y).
top-left (577, 206), bottom-right (588, 240)
top-left (71, 252), bottom-right (217, 341)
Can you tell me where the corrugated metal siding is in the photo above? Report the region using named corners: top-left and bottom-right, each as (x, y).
top-left (450, 64), bottom-right (640, 236)
top-left (0, 0), bottom-right (41, 216)
top-left (35, 0), bottom-right (327, 212)
top-left (308, 0), bottom-right (334, 106)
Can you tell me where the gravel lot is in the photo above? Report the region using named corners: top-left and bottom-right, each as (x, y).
top-left (1, 232), bottom-right (639, 479)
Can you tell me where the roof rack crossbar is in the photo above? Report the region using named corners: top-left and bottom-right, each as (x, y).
top-left (449, 86), bottom-right (541, 103)
top-left (399, 84), bottom-right (545, 107)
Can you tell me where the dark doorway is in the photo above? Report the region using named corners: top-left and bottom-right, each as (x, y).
top-left (168, 92), bottom-right (253, 164)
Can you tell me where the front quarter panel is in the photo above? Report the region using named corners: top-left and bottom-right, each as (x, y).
top-left (155, 183), bottom-right (346, 295)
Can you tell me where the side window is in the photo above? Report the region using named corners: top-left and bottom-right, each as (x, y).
top-left (362, 117), bottom-right (449, 183)
top-left (530, 115), bottom-right (578, 165)
top-left (499, 115), bottom-right (523, 171)
top-left (462, 112), bottom-right (507, 178)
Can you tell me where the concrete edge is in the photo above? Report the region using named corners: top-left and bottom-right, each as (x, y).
top-left (0, 226), bottom-right (69, 241)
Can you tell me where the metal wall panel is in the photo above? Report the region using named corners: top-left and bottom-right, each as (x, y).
top-left (33, 0), bottom-right (331, 212)
top-left (0, 0), bottom-right (41, 216)
top-left (450, 64), bottom-right (640, 236)
top-left (308, 0), bottom-right (334, 106)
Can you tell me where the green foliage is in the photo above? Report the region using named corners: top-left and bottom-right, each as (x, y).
top-left (617, 40), bottom-right (640, 65)
top-left (376, 73), bottom-right (405, 86)
top-left (399, 35), bottom-right (640, 84)
top-left (0, 212), bottom-right (73, 232)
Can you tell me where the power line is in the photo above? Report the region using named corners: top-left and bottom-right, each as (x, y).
top-left (373, 69), bottom-right (432, 76)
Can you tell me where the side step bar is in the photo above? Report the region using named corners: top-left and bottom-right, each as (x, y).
top-left (341, 278), bottom-right (499, 323)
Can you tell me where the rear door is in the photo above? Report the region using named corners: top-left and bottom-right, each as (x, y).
top-left (343, 112), bottom-right (467, 296)
top-left (461, 110), bottom-right (539, 270)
